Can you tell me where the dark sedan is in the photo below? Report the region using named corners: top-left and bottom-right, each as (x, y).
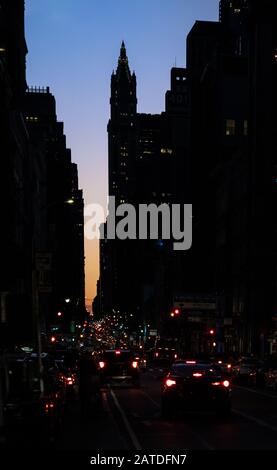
top-left (98, 349), bottom-right (140, 387)
top-left (161, 360), bottom-right (232, 418)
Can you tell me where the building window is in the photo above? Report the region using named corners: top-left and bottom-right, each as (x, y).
top-left (160, 148), bottom-right (173, 155)
top-left (26, 116), bottom-right (39, 122)
top-left (225, 119), bottom-right (236, 136)
top-left (243, 120), bottom-right (248, 136)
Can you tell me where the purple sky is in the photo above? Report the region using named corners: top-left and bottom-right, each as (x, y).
top-left (25, 0), bottom-right (219, 307)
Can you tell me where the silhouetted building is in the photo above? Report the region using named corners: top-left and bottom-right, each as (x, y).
top-left (24, 87), bottom-right (86, 335)
top-left (184, 0), bottom-right (277, 355)
top-left (0, 0), bottom-right (32, 346)
top-left (100, 1), bottom-right (277, 356)
top-left (99, 44), bottom-right (190, 335)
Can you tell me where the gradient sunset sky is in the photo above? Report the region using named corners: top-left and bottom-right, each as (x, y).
top-left (25, 0), bottom-right (219, 310)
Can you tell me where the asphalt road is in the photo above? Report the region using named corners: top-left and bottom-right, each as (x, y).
top-left (55, 369), bottom-right (277, 452)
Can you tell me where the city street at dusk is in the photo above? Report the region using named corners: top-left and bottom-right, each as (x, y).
top-left (1, 0), bottom-right (277, 466)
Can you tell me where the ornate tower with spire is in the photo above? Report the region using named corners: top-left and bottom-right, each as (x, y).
top-left (108, 41), bottom-right (137, 204)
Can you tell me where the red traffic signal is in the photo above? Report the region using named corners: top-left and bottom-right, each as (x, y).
top-left (170, 308), bottom-right (181, 317)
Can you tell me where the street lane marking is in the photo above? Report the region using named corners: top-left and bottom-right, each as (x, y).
top-left (110, 388), bottom-right (142, 451)
top-left (187, 429), bottom-right (214, 450)
top-left (102, 391), bottom-right (129, 449)
top-left (235, 385), bottom-right (277, 400)
top-left (142, 390), bottom-right (160, 408)
top-left (233, 408), bottom-right (277, 434)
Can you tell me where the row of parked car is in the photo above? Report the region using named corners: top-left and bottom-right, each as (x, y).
top-left (231, 355), bottom-right (277, 388)
top-left (147, 349), bottom-right (277, 391)
top-left (1, 347), bottom-right (100, 447)
top-left (174, 353), bottom-right (277, 390)
top-left (158, 354), bottom-right (277, 419)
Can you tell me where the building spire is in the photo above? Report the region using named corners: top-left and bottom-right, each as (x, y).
top-left (118, 40), bottom-right (128, 65)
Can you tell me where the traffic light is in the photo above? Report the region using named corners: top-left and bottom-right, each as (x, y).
top-left (209, 328), bottom-right (215, 335)
top-left (170, 308), bottom-right (181, 318)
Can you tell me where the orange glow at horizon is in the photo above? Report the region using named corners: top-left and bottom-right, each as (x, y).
top-left (85, 238), bottom-right (99, 312)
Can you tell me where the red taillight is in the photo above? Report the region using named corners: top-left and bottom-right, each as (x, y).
top-left (193, 373), bottom-right (202, 377)
top-left (174, 353), bottom-right (178, 359)
top-left (132, 361), bottom-right (138, 369)
top-left (165, 379), bottom-right (176, 387)
top-left (67, 377), bottom-right (74, 385)
top-left (115, 350), bottom-right (121, 355)
top-left (45, 401), bottom-right (55, 413)
top-left (155, 352), bottom-right (159, 357)
top-left (212, 380), bottom-right (230, 387)
top-left (186, 361), bottom-right (196, 364)
top-left (99, 361), bottom-right (105, 369)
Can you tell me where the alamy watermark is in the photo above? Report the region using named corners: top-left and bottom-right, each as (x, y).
top-left (84, 196), bottom-right (192, 251)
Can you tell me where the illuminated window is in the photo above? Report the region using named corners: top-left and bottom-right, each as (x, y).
top-left (225, 119), bottom-right (236, 136)
top-left (243, 120), bottom-right (248, 136)
top-left (160, 148), bottom-right (173, 155)
top-left (26, 116), bottom-right (39, 122)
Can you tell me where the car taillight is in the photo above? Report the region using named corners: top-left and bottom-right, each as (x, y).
top-left (165, 379), bottom-right (176, 387)
top-left (45, 402), bottom-right (55, 413)
top-left (227, 364), bottom-right (232, 369)
top-left (193, 373), bottom-right (202, 377)
top-left (99, 361), bottom-right (105, 369)
top-left (212, 380), bottom-right (230, 387)
top-left (67, 377), bottom-right (74, 385)
top-left (132, 361), bottom-right (138, 368)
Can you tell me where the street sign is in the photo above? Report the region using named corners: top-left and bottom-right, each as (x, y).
top-left (38, 271), bottom-right (52, 293)
top-left (181, 302), bottom-right (215, 310)
top-left (36, 252), bottom-right (52, 271)
top-left (36, 252), bottom-right (52, 292)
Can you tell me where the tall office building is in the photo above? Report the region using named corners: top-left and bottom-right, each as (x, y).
top-left (99, 44), bottom-right (189, 335)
